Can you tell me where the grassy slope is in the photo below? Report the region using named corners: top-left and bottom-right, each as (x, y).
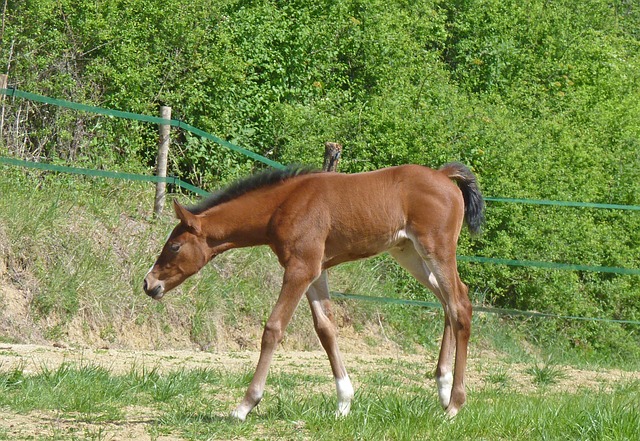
top-left (1, 168), bottom-right (638, 371)
top-left (0, 169), bottom-right (424, 352)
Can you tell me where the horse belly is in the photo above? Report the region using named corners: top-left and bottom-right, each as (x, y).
top-left (323, 226), bottom-right (409, 268)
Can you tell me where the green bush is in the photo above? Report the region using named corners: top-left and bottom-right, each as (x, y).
top-left (2, 0), bottom-right (639, 358)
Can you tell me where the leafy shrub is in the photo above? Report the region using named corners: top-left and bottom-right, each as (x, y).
top-left (2, 0), bottom-right (639, 357)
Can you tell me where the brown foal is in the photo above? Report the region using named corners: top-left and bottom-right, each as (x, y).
top-left (143, 162), bottom-right (484, 420)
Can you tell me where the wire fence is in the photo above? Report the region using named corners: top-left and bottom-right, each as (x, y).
top-left (0, 155), bottom-right (209, 197)
top-left (2, 87), bottom-right (639, 325)
top-left (330, 292), bottom-right (640, 326)
top-left (0, 87), bottom-right (284, 170)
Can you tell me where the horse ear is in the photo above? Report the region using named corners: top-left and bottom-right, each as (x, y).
top-left (173, 200), bottom-right (202, 234)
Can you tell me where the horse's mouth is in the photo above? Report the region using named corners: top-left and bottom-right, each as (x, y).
top-left (148, 286), bottom-right (164, 300)
top-left (143, 280), bottom-right (165, 300)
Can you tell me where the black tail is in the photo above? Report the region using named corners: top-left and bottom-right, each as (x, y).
top-left (440, 162), bottom-right (485, 235)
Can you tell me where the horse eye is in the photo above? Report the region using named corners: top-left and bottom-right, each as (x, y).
top-left (169, 243), bottom-right (181, 253)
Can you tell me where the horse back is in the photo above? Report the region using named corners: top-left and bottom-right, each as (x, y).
top-left (268, 165), bottom-right (465, 266)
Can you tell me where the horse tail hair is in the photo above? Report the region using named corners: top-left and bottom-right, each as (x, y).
top-left (439, 162), bottom-right (485, 235)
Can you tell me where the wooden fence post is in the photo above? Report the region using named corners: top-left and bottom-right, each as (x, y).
top-left (322, 142), bottom-right (342, 172)
top-left (153, 106), bottom-right (172, 216)
top-left (0, 73), bottom-right (7, 138)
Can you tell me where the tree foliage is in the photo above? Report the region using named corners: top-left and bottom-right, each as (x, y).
top-left (2, 0), bottom-right (639, 357)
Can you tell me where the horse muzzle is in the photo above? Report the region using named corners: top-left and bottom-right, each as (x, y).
top-left (143, 276), bottom-right (165, 300)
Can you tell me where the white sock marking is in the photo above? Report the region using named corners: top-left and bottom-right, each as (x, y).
top-left (437, 372), bottom-right (453, 409)
top-left (335, 376), bottom-right (354, 417)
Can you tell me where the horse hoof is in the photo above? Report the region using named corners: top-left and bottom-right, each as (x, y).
top-left (230, 409), bottom-right (247, 422)
top-left (445, 405), bottom-right (459, 419)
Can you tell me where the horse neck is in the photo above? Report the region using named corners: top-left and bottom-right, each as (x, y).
top-left (201, 193), bottom-right (278, 249)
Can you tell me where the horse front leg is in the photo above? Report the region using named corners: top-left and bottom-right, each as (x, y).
top-left (306, 271), bottom-right (354, 417)
top-left (231, 262), bottom-right (319, 421)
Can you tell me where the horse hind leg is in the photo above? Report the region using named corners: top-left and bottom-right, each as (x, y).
top-left (306, 271), bottom-right (354, 417)
top-left (436, 315), bottom-right (456, 410)
top-left (425, 253), bottom-right (472, 418)
top-left (388, 244), bottom-right (469, 416)
top-left (388, 246), bottom-right (455, 408)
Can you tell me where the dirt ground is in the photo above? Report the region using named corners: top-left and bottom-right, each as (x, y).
top-left (1, 272), bottom-right (639, 440)
top-left (1, 342), bottom-right (639, 441)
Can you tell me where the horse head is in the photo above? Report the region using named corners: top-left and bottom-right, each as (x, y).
top-left (143, 200), bottom-right (212, 299)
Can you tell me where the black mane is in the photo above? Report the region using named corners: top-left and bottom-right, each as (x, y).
top-left (187, 165), bottom-right (319, 215)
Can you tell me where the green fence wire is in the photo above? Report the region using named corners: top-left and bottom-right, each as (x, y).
top-left (457, 256), bottom-right (640, 276)
top-left (2, 87), bottom-right (640, 325)
top-left (485, 197), bottom-right (640, 211)
top-left (0, 87), bottom-right (285, 170)
top-left (0, 156), bottom-right (209, 197)
top-left (330, 292), bottom-right (640, 326)
top-left (4, 154), bottom-right (639, 326)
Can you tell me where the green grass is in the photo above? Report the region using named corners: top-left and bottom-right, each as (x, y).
top-left (484, 367), bottom-right (510, 388)
top-left (0, 361), bottom-right (638, 440)
top-left (525, 359), bottom-right (568, 387)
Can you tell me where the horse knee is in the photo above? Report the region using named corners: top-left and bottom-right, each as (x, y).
top-left (448, 298), bottom-right (472, 340)
top-left (316, 321), bottom-right (336, 341)
top-left (315, 321), bottom-right (337, 349)
top-left (262, 322), bottom-right (285, 348)
top-left (460, 296), bottom-right (472, 324)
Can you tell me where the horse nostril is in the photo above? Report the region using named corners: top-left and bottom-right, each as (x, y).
top-left (143, 278), bottom-right (148, 292)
